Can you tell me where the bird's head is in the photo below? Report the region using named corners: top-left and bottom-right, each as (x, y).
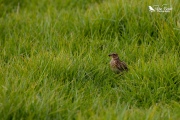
top-left (108, 53), bottom-right (119, 59)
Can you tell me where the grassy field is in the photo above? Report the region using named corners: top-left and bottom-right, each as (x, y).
top-left (0, 0), bottom-right (180, 119)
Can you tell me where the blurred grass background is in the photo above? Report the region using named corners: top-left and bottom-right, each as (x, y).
top-left (0, 0), bottom-right (180, 119)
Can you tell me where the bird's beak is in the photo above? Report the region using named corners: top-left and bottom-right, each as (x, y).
top-left (108, 54), bottom-right (112, 57)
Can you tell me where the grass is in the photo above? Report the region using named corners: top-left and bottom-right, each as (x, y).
top-left (0, 0), bottom-right (180, 119)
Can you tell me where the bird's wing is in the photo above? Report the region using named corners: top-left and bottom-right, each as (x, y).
top-left (116, 61), bottom-right (128, 71)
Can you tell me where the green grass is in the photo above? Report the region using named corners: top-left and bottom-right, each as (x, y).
top-left (0, 0), bottom-right (180, 119)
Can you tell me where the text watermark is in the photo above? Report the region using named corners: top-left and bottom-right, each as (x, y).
top-left (149, 4), bottom-right (172, 12)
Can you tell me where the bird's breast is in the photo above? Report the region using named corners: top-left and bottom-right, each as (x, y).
top-left (110, 60), bottom-right (117, 68)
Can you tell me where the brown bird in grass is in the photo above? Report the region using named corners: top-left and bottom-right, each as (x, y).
top-left (108, 53), bottom-right (128, 73)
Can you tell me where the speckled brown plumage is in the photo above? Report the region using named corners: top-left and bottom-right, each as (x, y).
top-left (109, 53), bottom-right (128, 73)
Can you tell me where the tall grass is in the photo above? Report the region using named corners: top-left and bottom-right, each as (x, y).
top-left (0, 0), bottom-right (180, 119)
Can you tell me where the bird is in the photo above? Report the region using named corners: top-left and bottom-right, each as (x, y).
top-left (108, 53), bottom-right (128, 73)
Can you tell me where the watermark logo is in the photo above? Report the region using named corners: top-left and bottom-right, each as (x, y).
top-left (149, 6), bottom-right (156, 12)
top-left (149, 4), bottom-right (172, 12)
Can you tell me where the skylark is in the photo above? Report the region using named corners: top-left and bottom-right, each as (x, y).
top-left (108, 53), bottom-right (128, 73)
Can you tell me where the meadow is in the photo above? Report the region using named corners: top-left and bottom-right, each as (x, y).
top-left (0, 0), bottom-right (179, 119)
